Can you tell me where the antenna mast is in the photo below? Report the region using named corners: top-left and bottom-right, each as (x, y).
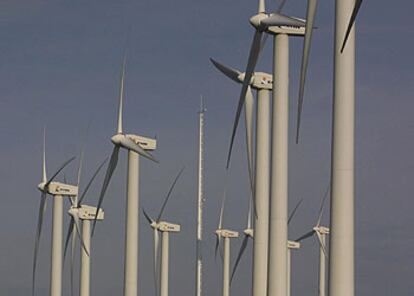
top-left (196, 97), bottom-right (206, 296)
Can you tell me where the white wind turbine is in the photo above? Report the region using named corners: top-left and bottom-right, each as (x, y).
top-left (298, 1), bottom-right (365, 295)
top-left (214, 192), bottom-right (239, 296)
top-left (32, 129), bottom-right (77, 296)
top-left (210, 57), bottom-right (272, 296)
top-left (296, 186), bottom-right (330, 296)
top-left (94, 53), bottom-right (158, 296)
top-left (63, 156), bottom-right (107, 296)
top-left (219, 1), bottom-right (308, 294)
top-left (230, 198), bottom-right (303, 291)
top-left (142, 167), bottom-right (184, 296)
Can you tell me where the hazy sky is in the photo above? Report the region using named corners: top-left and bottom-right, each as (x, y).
top-left (1, 0), bottom-right (414, 295)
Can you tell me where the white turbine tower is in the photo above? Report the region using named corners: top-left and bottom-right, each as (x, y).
top-left (32, 129), bottom-right (77, 296)
top-left (230, 198), bottom-right (303, 290)
top-left (210, 58), bottom-right (272, 296)
top-left (214, 193), bottom-right (239, 296)
top-left (296, 187), bottom-right (330, 296)
top-left (195, 98), bottom-right (206, 296)
top-left (142, 167), bottom-right (184, 296)
top-left (295, 1), bottom-right (365, 295)
top-left (63, 157), bottom-right (107, 296)
top-left (219, 1), bottom-right (308, 295)
top-left (94, 53), bottom-right (158, 296)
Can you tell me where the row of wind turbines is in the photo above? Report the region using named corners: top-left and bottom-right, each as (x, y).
top-left (31, 0), bottom-right (365, 295)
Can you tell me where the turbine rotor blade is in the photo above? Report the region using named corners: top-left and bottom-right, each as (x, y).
top-left (209, 58), bottom-right (241, 83)
top-left (120, 137), bottom-right (158, 163)
top-left (277, 0), bottom-right (289, 13)
top-left (230, 235), bottom-right (250, 284)
top-left (341, 0), bottom-right (363, 53)
top-left (156, 166), bottom-right (185, 222)
top-left (63, 218), bottom-right (75, 262)
top-left (288, 199), bottom-right (303, 225)
top-left (214, 234), bottom-right (221, 260)
top-left (32, 192), bottom-right (47, 296)
top-left (78, 157), bottom-right (108, 206)
top-left (316, 232), bottom-right (328, 258)
top-left (117, 53), bottom-right (127, 134)
top-left (296, 0), bottom-right (318, 143)
top-left (42, 127), bottom-right (47, 183)
top-left (92, 146), bottom-right (120, 235)
top-left (226, 30), bottom-right (263, 169)
top-left (45, 156), bottom-right (76, 188)
top-left (245, 86), bottom-right (255, 197)
top-left (316, 184), bottom-right (330, 226)
top-left (218, 190), bottom-right (227, 230)
top-left (296, 229), bottom-right (315, 242)
top-left (142, 208), bottom-right (154, 225)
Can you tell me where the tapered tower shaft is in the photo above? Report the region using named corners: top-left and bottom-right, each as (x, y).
top-left (161, 232), bottom-right (170, 296)
top-left (268, 33), bottom-right (289, 296)
top-left (222, 237), bottom-right (230, 296)
top-left (124, 151), bottom-right (140, 296)
top-left (329, 1), bottom-right (355, 296)
top-left (319, 234), bottom-right (326, 296)
top-left (50, 195), bottom-right (63, 296)
top-left (253, 88), bottom-right (270, 296)
top-left (196, 102), bottom-right (205, 296)
top-left (80, 220), bottom-right (91, 296)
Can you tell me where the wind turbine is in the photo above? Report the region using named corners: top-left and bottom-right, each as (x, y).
top-left (32, 129), bottom-right (77, 296)
top-left (214, 192), bottom-right (239, 296)
top-left (210, 57), bottom-right (272, 296)
top-left (295, 1), bottom-right (365, 295)
top-left (94, 53), bottom-right (158, 296)
top-left (142, 167), bottom-right (184, 296)
top-left (230, 198), bottom-right (303, 287)
top-left (296, 187), bottom-right (330, 296)
top-left (218, 1), bottom-right (307, 295)
top-left (63, 157), bottom-right (107, 296)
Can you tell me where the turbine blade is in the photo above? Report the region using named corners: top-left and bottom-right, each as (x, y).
top-left (74, 215), bottom-right (89, 256)
top-left (247, 197), bottom-right (252, 230)
top-left (230, 235), bottom-right (250, 284)
top-left (277, 0), bottom-right (288, 13)
top-left (296, 0), bottom-right (318, 143)
top-left (296, 229), bottom-right (315, 242)
top-left (218, 190), bottom-right (227, 230)
top-left (142, 208), bottom-right (154, 225)
top-left (214, 234), bottom-right (221, 260)
top-left (209, 58), bottom-right (241, 83)
top-left (117, 53), bottom-right (127, 134)
top-left (121, 137), bottom-right (158, 163)
top-left (42, 127), bottom-right (47, 183)
top-left (32, 192), bottom-right (47, 296)
top-left (245, 86), bottom-right (255, 197)
top-left (45, 156), bottom-right (76, 187)
top-left (316, 232), bottom-right (328, 258)
top-left (226, 30), bottom-right (263, 169)
top-left (63, 218), bottom-right (75, 262)
top-left (75, 138), bottom-right (86, 207)
top-left (92, 146), bottom-right (119, 235)
top-left (341, 0), bottom-right (363, 53)
top-left (288, 199), bottom-right (303, 225)
top-left (316, 184), bottom-right (330, 226)
top-left (78, 157), bottom-right (108, 205)
top-left (156, 166), bottom-right (185, 222)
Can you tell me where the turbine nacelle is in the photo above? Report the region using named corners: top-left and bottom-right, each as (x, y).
top-left (250, 12), bottom-right (306, 36)
top-left (78, 205), bottom-right (104, 221)
top-left (111, 134), bottom-right (157, 151)
top-left (38, 181), bottom-right (78, 196)
top-left (244, 228), bottom-right (254, 237)
top-left (287, 240), bottom-right (301, 250)
top-left (237, 72), bottom-right (273, 90)
top-left (158, 221), bottom-right (180, 233)
top-left (215, 229), bottom-right (239, 238)
top-left (314, 225), bottom-right (330, 235)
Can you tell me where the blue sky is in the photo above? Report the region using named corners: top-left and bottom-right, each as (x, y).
top-left (1, 0), bottom-right (414, 295)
